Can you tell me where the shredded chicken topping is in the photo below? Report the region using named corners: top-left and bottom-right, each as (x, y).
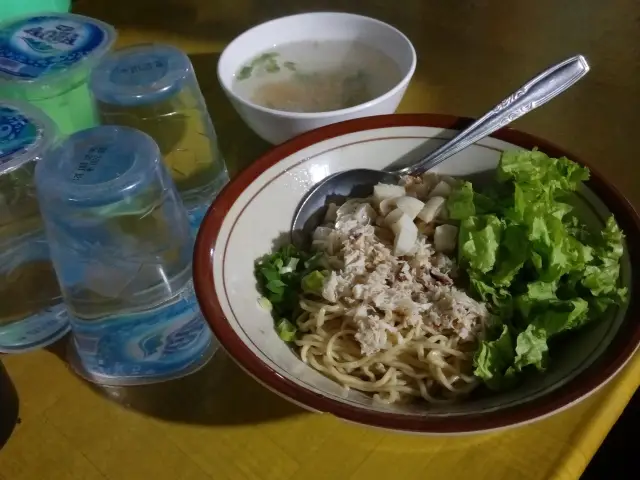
top-left (311, 177), bottom-right (488, 357)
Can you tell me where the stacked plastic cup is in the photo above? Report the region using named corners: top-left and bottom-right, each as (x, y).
top-left (0, 100), bottom-right (69, 352)
top-left (89, 44), bottom-right (229, 234)
top-left (34, 125), bottom-right (217, 385)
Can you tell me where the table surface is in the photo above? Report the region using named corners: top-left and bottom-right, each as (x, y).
top-left (2, 1), bottom-right (639, 479)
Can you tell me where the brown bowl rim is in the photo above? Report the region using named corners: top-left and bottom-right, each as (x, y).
top-left (193, 113), bottom-right (640, 433)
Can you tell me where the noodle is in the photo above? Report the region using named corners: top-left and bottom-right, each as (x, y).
top-left (295, 298), bottom-right (480, 403)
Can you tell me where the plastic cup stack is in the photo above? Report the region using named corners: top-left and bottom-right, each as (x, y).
top-left (0, 100), bottom-right (69, 352)
top-left (35, 125), bottom-right (217, 385)
top-left (90, 43), bottom-right (229, 233)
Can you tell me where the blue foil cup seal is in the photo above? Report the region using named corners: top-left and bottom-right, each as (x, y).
top-left (0, 99), bottom-right (55, 174)
top-left (0, 13), bottom-right (116, 82)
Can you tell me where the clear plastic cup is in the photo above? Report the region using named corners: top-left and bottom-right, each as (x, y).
top-left (90, 43), bottom-right (229, 234)
top-left (35, 125), bottom-right (194, 317)
top-left (0, 100), bottom-right (69, 353)
top-left (0, 13), bottom-right (116, 135)
top-left (35, 125), bottom-right (215, 384)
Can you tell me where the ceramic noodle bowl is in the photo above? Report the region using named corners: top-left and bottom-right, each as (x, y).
top-left (193, 114), bottom-right (640, 434)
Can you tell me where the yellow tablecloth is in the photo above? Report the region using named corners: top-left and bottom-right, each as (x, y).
top-left (1, 1), bottom-right (639, 479)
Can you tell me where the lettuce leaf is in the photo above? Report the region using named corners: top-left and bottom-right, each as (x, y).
top-left (456, 149), bottom-right (627, 391)
top-left (447, 181), bottom-right (476, 220)
top-left (448, 180), bottom-right (502, 219)
top-left (513, 324), bottom-right (548, 371)
top-left (535, 298), bottom-right (590, 335)
top-left (459, 215), bottom-right (504, 273)
top-left (516, 280), bottom-right (559, 319)
top-left (497, 148), bottom-right (589, 194)
top-left (582, 216), bottom-right (625, 296)
top-left (473, 325), bottom-right (516, 390)
top-left (491, 224), bottom-right (528, 286)
top-left (512, 298), bottom-right (589, 371)
top-left (527, 213), bottom-right (575, 281)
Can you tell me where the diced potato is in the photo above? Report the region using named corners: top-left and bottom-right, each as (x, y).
top-left (391, 214), bottom-right (418, 256)
top-left (373, 183), bottom-right (405, 204)
top-left (417, 196), bottom-right (446, 224)
top-left (379, 197), bottom-right (399, 215)
top-left (434, 224), bottom-right (458, 253)
top-left (395, 196), bottom-right (425, 220)
top-left (437, 206), bottom-right (449, 221)
top-left (390, 212), bottom-right (413, 236)
top-left (422, 172), bottom-right (440, 192)
top-left (383, 208), bottom-right (405, 226)
top-left (429, 180), bottom-right (452, 198)
top-left (408, 182), bottom-right (431, 200)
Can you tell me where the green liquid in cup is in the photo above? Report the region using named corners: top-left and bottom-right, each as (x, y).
top-left (0, 0), bottom-right (70, 23)
top-left (0, 13), bottom-right (116, 135)
top-left (2, 77), bottom-right (99, 136)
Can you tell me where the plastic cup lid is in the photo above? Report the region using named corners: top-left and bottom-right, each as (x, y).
top-left (35, 125), bottom-right (161, 207)
top-left (0, 99), bottom-right (56, 175)
top-left (90, 43), bottom-right (192, 107)
top-left (0, 13), bottom-right (116, 83)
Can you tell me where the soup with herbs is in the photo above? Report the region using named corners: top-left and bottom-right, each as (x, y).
top-left (232, 40), bottom-right (402, 113)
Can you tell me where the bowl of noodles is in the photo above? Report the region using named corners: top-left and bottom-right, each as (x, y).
top-left (193, 114), bottom-right (640, 434)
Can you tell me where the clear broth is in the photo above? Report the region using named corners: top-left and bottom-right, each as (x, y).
top-left (232, 40), bottom-right (402, 113)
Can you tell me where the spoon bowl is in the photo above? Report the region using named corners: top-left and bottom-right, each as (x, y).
top-left (291, 168), bottom-right (399, 248)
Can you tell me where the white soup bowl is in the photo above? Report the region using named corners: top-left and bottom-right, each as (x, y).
top-left (217, 12), bottom-right (416, 144)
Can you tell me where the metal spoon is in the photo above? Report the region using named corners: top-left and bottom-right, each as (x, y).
top-left (291, 55), bottom-right (590, 247)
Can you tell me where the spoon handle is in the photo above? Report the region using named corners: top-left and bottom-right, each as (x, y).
top-left (400, 55), bottom-right (590, 176)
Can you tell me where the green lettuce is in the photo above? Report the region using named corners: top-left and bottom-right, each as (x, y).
top-left (447, 181), bottom-right (476, 220)
top-left (513, 325), bottom-right (548, 371)
top-left (491, 224), bottom-right (528, 286)
top-left (447, 181), bottom-right (501, 219)
top-left (459, 215), bottom-right (504, 273)
top-left (515, 280), bottom-right (559, 319)
top-left (450, 149), bottom-right (627, 389)
top-left (512, 298), bottom-right (589, 371)
top-left (473, 325), bottom-right (517, 390)
top-left (582, 217), bottom-right (625, 296)
top-left (497, 148), bottom-right (589, 193)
